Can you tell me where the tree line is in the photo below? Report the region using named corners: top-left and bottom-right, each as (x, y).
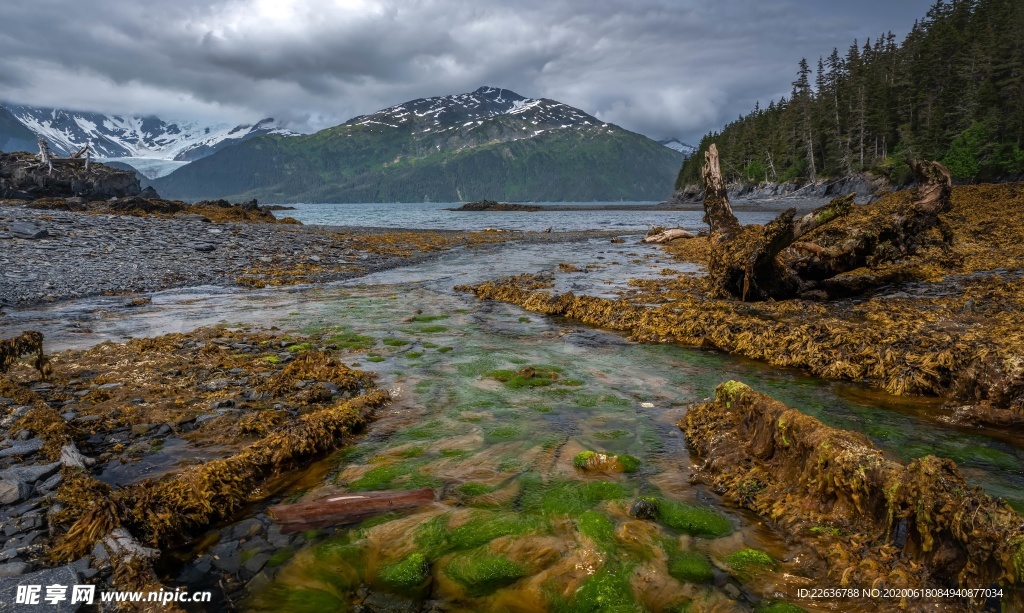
top-left (677, 0), bottom-right (1024, 189)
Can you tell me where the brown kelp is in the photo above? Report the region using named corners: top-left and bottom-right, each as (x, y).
top-left (461, 184), bottom-right (1024, 423)
top-left (682, 381), bottom-right (1024, 597)
top-left (0, 330), bottom-right (50, 379)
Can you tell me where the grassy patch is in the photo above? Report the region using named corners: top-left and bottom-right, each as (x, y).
top-left (458, 483), bottom-right (497, 496)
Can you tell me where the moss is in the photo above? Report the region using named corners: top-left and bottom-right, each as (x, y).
top-left (286, 342), bottom-right (315, 353)
top-left (458, 483), bottom-right (496, 496)
top-left (574, 451), bottom-right (641, 473)
top-left (593, 429), bottom-right (628, 440)
top-left (414, 514), bottom-right (451, 560)
top-left (275, 588), bottom-right (345, 613)
top-left (393, 446), bottom-right (426, 459)
top-left (378, 553), bottom-right (429, 590)
top-left (366, 355), bottom-right (386, 363)
top-left (382, 338), bottom-right (409, 347)
top-left (347, 461), bottom-right (440, 491)
top-left (518, 317), bottom-right (531, 323)
top-left (438, 346), bottom-right (454, 353)
top-left (261, 355), bottom-right (281, 364)
top-left (667, 551), bottom-right (714, 584)
top-left (576, 511), bottom-right (616, 548)
top-left (444, 552), bottom-right (527, 596)
top-left (725, 548), bottom-right (776, 575)
top-left (573, 451), bottom-right (598, 468)
top-left (809, 525), bottom-right (842, 537)
top-left (651, 498), bottom-right (733, 538)
top-left (415, 325), bottom-right (448, 333)
top-left (488, 369), bottom-right (516, 382)
top-left (617, 454), bottom-right (641, 473)
top-left (405, 351), bottom-right (424, 359)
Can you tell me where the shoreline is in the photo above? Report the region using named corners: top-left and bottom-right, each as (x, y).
top-left (0, 203), bottom-right (632, 309)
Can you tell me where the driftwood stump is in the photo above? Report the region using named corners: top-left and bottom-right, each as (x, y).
top-left (699, 143), bottom-right (952, 301)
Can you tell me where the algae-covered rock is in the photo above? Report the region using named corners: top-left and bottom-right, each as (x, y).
top-left (572, 450), bottom-right (641, 473)
top-left (682, 380), bottom-right (1024, 593)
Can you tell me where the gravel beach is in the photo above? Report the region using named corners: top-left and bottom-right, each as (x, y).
top-left (0, 203), bottom-right (628, 308)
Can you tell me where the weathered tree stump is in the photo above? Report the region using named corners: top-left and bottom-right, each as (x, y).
top-left (699, 143), bottom-right (952, 301)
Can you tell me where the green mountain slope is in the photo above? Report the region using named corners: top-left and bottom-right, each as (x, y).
top-left (152, 87), bottom-right (681, 203)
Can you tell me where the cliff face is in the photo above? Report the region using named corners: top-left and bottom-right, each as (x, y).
top-left (0, 152), bottom-right (141, 200)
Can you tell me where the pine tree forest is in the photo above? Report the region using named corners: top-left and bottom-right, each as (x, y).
top-left (676, 0), bottom-right (1024, 188)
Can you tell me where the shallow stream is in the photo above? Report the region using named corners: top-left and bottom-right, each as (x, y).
top-left (7, 236), bottom-right (1023, 611)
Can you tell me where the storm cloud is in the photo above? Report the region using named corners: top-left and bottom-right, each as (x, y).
top-left (0, 0), bottom-right (933, 142)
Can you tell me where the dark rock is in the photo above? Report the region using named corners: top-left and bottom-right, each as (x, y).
top-left (0, 462), bottom-right (60, 485)
top-left (0, 564), bottom-right (81, 611)
top-left (9, 222), bottom-right (48, 240)
top-left (139, 186), bottom-right (161, 199)
top-left (0, 151), bottom-right (141, 201)
top-left (628, 498), bottom-right (658, 520)
top-left (0, 561), bottom-right (29, 578)
top-left (0, 480), bottom-right (32, 505)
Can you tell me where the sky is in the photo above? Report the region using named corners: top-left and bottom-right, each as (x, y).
top-left (0, 0), bottom-right (935, 144)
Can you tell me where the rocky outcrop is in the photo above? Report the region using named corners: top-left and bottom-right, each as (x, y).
top-left (0, 152), bottom-right (141, 200)
top-left (671, 172), bottom-right (889, 205)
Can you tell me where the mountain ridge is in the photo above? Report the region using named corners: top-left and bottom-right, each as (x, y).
top-left (0, 103), bottom-right (295, 178)
top-left (151, 86), bottom-right (682, 203)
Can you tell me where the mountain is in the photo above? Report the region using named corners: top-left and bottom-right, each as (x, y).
top-left (0, 103), bottom-right (295, 178)
top-left (0, 106), bottom-right (38, 153)
top-left (152, 87), bottom-right (683, 203)
top-left (658, 138), bottom-right (697, 157)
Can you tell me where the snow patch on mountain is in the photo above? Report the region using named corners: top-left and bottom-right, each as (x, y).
top-left (0, 103), bottom-right (296, 168)
top-left (658, 138), bottom-right (697, 156)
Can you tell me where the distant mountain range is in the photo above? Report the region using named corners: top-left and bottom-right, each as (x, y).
top-left (151, 87), bottom-right (683, 203)
top-left (0, 103), bottom-right (293, 178)
top-left (658, 138), bottom-right (697, 157)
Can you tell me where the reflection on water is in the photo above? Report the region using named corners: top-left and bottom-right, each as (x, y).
top-left (5, 236), bottom-right (1021, 611)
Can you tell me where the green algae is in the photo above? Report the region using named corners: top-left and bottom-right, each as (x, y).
top-left (725, 548), bottom-right (776, 576)
top-left (484, 424), bottom-right (523, 441)
top-left (270, 588), bottom-right (346, 613)
top-left (382, 338), bottom-right (410, 347)
top-left (576, 511), bottom-right (616, 548)
top-left (458, 483), bottom-right (496, 496)
top-left (414, 512), bottom-right (546, 560)
top-left (405, 351), bottom-right (424, 359)
top-left (438, 346), bottom-right (454, 353)
top-left (756, 601), bottom-right (807, 613)
top-left (444, 552), bottom-right (528, 596)
top-left (412, 315), bottom-right (450, 323)
top-left (645, 498), bottom-right (733, 538)
top-left (439, 448), bottom-right (470, 459)
top-left (266, 547), bottom-right (295, 568)
top-left (519, 476), bottom-right (629, 517)
top-left (593, 429), bottom-right (628, 440)
top-left (378, 553), bottom-right (430, 591)
top-left (346, 461), bottom-right (441, 491)
top-left (325, 332), bottom-right (376, 350)
top-left (667, 551), bottom-right (714, 584)
top-left (552, 564), bottom-right (642, 613)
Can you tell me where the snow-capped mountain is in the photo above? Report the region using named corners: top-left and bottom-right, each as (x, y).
top-left (0, 103), bottom-right (295, 178)
top-left (345, 86), bottom-right (608, 141)
top-left (153, 86), bottom-right (684, 203)
top-left (658, 138), bottom-right (697, 157)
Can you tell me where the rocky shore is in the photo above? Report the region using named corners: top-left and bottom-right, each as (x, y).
top-left (0, 203), bottom-right (624, 308)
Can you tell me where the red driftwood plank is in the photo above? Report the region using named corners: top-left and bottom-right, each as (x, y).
top-left (269, 487), bottom-right (435, 533)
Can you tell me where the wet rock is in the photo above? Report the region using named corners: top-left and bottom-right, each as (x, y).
top-left (37, 473), bottom-right (62, 493)
top-left (0, 564), bottom-right (80, 611)
top-left (629, 498), bottom-right (658, 520)
top-left (242, 552), bottom-right (270, 574)
top-left (0, 439), bottom-right (43, 458)
top-left (361, 591), bottom-right (419, 613)
top-left (230, 518), bottom-right (264, 541)
top-left (0, 561), bottom-right (29, 578)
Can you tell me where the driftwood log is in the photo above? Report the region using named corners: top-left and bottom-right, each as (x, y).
top-left (643, 228), bottom-right (695, 244)
top-left (269, 487), bottom-right (436, 533)
top-left (699, 143), bottom-right (952, 301)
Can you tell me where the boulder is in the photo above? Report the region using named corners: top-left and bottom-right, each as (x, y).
top-left (8, 222), bottom-right (47, 240)
top-left (0, 152), bottom-right (141, 201)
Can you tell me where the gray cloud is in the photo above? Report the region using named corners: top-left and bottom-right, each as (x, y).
top-left (0, 0), bottom-right (933, 142)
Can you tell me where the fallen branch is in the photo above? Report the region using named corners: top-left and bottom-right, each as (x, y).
top-left (269, 487), bottom-right (436, 533)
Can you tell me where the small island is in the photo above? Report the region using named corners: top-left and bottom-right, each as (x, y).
top-left (447, 199), bottom-right (542, 212)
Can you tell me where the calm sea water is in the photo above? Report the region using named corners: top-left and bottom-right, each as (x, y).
top-left (272, 201), bottom-right (784, 231)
